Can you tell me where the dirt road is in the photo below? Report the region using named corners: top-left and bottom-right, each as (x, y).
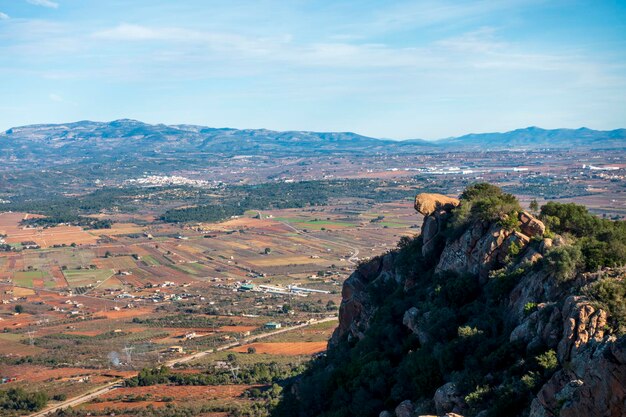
top-left (28, 316), bottom-right (337, 417)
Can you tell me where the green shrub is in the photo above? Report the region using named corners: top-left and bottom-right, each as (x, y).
top-left (535, 350), bottom-right (558, 376)
top-left (0, 388), bottom-right (48, 412)
top-left (544, 246), bottom-right (582, 282)
top-left (583, 277), bottom-right (626, 335)
top-left (447, 183), bottom-right (522, 238)
top-left (523, 302), bottom-right (538, 316)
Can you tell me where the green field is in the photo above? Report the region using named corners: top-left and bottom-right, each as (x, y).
top-left (169, 264), bottom-right (201, 275)
top-left (63, 268), bottom-right (114, 287)
top-left (142, 255), bottom-right (161, 266)
top-left (294, 219), bottom-right (356, 230)
top-left (189, 349), bottom-right (311, 367)
top-left (13, 271), bottom-right (45, 288)
top-left (378, 221), bottom-right (406, 228)
top-left (0, 333), bottom-right (27, 342)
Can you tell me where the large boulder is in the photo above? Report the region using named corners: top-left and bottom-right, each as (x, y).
top-left (414, 193), bottom-right (460, 216)
top-left (557, 296), bottom-right (607, 362)
top-left (434, 383), bottom-right (467, 416)
top-left (395, 400), bottom-right (415, 417)
top-left (519, 211), bottom-right (546, 237)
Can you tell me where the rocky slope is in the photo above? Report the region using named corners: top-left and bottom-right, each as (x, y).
top-left (280, 186), bottom-right (625, 417)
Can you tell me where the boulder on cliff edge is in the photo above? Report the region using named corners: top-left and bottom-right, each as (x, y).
top-left (414, 193), bottom-right (460, 216)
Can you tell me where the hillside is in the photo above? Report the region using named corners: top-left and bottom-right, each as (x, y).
top-left (1, 121), bottom-right (624, 171)
top-left (274, 184), bottom-right (626, 417)
top-left (0, 119), bottom-right (431, 163)
top-left (436, 127), bottom-right (626, 149)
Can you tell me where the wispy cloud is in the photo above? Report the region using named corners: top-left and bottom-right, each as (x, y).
top-left (0, 12), bottom-right (9, 20)
top-left (26, 0), bottom-right (59, 9)
top-left (0, 1), bottom-right (624, 137)
top-left (92, 23), bottom-right (284, 55)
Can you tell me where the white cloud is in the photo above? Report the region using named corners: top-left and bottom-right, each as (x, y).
top-left (49, 93), bottom-right (63, 102)
top-left (27, 0), bottom-right (59, 9)
top-left (0, 12), bottom-right (9, 20)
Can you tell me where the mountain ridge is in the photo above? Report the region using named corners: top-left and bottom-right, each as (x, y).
top-left (2, 119), bottom-right (625, 151)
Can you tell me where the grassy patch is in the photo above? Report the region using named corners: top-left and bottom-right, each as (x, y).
top-left (142, 255), bottom-right (160, 266)
top-left (13, 271), bottom-right (44, 287)
top-left (63, 268), bottom-right (114, 287)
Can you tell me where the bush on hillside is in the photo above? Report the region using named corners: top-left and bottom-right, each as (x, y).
top-left (447, 183), bottom-right (522, 238)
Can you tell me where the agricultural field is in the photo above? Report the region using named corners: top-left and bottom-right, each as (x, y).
top-left (0, 198), bottom-right (419, 416)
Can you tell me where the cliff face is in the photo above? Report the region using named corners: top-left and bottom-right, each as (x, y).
top-left (327, 192), bottom-right (625, 417)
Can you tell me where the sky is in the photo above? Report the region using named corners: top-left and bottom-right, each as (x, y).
top-left (0, 0), bottom-right (625, 139)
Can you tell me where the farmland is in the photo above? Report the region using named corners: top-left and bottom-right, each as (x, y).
top-left (0, 197), bottom-right (418, 416)
top-left (0, 145), bottom-right (624, 416)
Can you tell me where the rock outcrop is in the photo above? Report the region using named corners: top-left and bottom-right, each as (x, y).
top-left (326, 191), bottom-right (624, 417)
top-left (433, 383), bottom-right (467, 416)
top-left (330, 252), bottom-right (397, 346)
top-left (519, 210), bottom-right (546, 237)
top-left (530, 335), bottom-right (626, 417)
top-left (432, 209), bottom-right (544, 281)
top-left (557, 296), bottom-right (607, 362)
top-left (414, 193), bottom-right (460, 217)
top-left (403, 306), bottom-right (431, 345)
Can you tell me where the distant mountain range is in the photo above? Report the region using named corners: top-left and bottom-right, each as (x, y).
top-left (1, 120), bottom-right (624, 164)
top-left (437, 126), bottom-right (626, 149)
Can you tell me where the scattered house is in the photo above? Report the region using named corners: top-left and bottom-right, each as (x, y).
top-left (168, 345), bottom-right (184, 353)
top-left (239, 283), bottom-right (255, 292)
top-left (21, 241), bottom-right (40, 249)
top-left (117, 293), bottom-right (135, 299)
top-left (264, 322), bottom-right (282, 330)
top-left (184, 332), bottom-right (197, 340)
top-left (214, 361), bottom-right (230, 370)
top-left (1, 377), bottom-right (17, 384)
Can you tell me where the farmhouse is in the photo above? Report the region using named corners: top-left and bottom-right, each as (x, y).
top-left (264, 322), bottom-right (281, 330)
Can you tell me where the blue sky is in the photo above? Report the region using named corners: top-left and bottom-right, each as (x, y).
top-left (0, 0), bottom-right (625, 139)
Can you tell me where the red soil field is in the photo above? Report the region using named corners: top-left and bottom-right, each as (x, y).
top-left (81, 384), bottom-right (261, 410)
top-left (231, 342), bottom-right (327, 355)
top-left (0, 364), bottom-right (135, 382)
top-left (101, 384), bottom-right (259, 399)
top-left (94, 307), bottom-right (155, 320)
top-left (0, 212), bottom-right (98, 248)
top-left (50, 265), bottom-right (69, 287)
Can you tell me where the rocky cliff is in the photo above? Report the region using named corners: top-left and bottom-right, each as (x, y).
top-left (279, 186), bottom-right (625, 417)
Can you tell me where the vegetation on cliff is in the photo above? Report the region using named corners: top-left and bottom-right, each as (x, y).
top-left (273, 184), bottom-right (626, 417)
